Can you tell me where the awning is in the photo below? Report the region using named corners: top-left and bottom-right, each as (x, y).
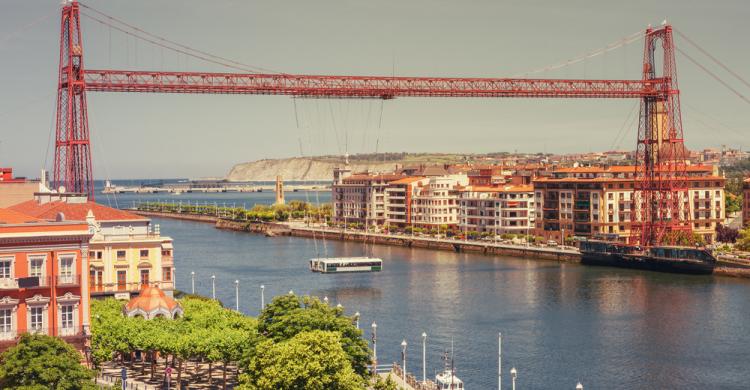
top-left (161, 242), bottom-right (174, 250)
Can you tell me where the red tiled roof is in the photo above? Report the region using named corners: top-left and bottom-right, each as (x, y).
top-left (0, 208), bottom-right (41, 224)
top-left (9, 200), bottom-right (144, 222)
top-left (389, 176), bottom-right (425, 185)
top-left (125, 286), bottom-right (181, 313)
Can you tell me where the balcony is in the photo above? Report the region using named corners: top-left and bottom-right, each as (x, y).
top-left (0, 276), bottom-right (54, 290)
top-left (57, 275), bottom-right (81, 287)
top-left (0, 326), bottom-right (88, 350)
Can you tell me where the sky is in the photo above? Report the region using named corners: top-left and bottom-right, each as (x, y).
top-left (0, 0), bottom-right (748, 179)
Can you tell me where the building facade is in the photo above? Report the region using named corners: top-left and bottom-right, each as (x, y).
top-left (0, 208), bottom-right (91, 353)
top-left (10, 195), bottom-right (175, 299)
top-left (533, 165), bottom-right (725, 243)
top-left (0, 168), bottom-right (43, 208)
top-left (458, 185), bottom-right (535, 235)
top-left (411, 175), bottom-right (468, 228)
top-left (331, 168), bottom-right (405, 227)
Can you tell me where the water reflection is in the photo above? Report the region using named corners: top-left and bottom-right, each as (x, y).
top-left (155, 217), bottom-right (750, 389)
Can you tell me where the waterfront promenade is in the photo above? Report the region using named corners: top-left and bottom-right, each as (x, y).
top-left (131, 209), bottom-right (750, 277)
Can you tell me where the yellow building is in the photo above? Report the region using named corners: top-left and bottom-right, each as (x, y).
top-left (10, 194), bottom-right (175, 298)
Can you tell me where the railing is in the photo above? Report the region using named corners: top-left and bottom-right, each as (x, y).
top-left (0, 276), bottom-right (56, 290)
top-left (96, 281), bottom-right (175, 294)
top-left (57, 275), bottom-right (82, 287)
top-left (0, 326), bottom-right (87, 342)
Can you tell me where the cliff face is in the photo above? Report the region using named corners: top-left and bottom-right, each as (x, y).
top-left (224, 158), bottom-right (399, 181)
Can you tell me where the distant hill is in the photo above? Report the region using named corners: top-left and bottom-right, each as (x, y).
top-left (224, 153), bottom-right (516, 181)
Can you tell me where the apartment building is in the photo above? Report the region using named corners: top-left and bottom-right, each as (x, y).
top-left (458, 185), bottom-right (535, 235)
top-left (384, 177), bottom-right (426, 227)
top-left (0, 208), bottom-right (91, 353)
top-left (533, 165), bottom-right (725, 243)
top-left (331, 168), bottom-right (405, 227)
top-left (411, 175), bottom-right (468, 228)
top-left (10, 194), bottom-right (175, 299)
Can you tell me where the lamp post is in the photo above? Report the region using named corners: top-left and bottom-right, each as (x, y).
top-left (371, 322), bottom-right (378, 374)
top-left (511, 367), bottom-right (517, 390)
top-left (354, 312), bottom-right (360, 329)
top-left (401, 340), bottom-right (408, 386)
top-left (260, 284), bottom-right (265, 309)
top-left (421, 332), bottom-right (427, 383)
top-left (234, 280), bottom-right (239, 312)
top-left (190, 271), bottom-right (195, 294)
top-left (211, 275), bottom-right (216, 300)
top-left (498, 333), bottom-right (502, 390)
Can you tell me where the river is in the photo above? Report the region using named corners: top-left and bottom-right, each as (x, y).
top-left (98, 189), bottom-right (750, 389)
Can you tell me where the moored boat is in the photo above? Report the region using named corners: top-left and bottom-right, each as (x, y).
top-left (580, 240), bottom-right (716, 275)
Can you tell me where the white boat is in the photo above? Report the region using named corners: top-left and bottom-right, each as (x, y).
top-left (309, 257), bottom-right (383, 273)
top-left (435, 369), bottom-right (464, 389)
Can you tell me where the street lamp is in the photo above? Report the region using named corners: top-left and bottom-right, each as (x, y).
top-left (260, 284), bottom-right (265, 309)
top-left (234, 280), bottom-right (239, 312)
top-left (371, 322), bottom-right (378, 373)
top-left (576, 382), bottom-right (583, 390)
top-left (401, 339), bottom-right (408, 386)
top-left (421, 332), bottom-right (427, 383)
top-left (190, 271), bottom-right (195, 294)
top-left (498, 332), bottom-right (502, 390)
top-left (511, 367), bottom-right (517, 390)
top-left (354, 311), bottom-right (360, 329)
top-left (211, 275), bottom-right (216, 300)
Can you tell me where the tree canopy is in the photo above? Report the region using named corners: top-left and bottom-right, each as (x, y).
top-left (0, 334), bottom-right (94, 390)
top-left (257, 294), bottom-right (371, 377)
top-left (240, 330), bottom-right (364, 390)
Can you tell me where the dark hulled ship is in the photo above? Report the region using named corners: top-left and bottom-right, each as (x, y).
top-left (580, 240), bottom-right (716, 275)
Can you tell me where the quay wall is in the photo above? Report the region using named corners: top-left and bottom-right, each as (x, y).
top-left (132, 210), bottom-right (219, 223)
top-left (290, 228), bottom-right (581, 262)
top-left (130, 210), bottom-right (750, 277)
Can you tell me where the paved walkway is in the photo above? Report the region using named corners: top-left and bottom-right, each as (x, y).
top-left (97, 360), bottom-right (238, 389)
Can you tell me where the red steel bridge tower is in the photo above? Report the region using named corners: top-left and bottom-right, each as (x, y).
top-left (54, 1), bottom-right (93, 198)
top-left (52, 1), bottom-right (690, 246)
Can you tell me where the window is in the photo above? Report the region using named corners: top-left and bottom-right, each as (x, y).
top-left (140, 249), bottom-right (149, 258)
top-left (0, 257), bottom-right (13, 280)
top-left (163, 267), bottom-right (172, 282)
top-left (30, 306), bottom-right (43, 331)
top-left (61, 305), bottom-right (74, 331)
top-left (140, 269), bottom-right (150, 287)
top-left (29, 257), bottom-right (44, 278)
top-left (0, 309), bottom-right (11, 337)
top-left (117, 270), bottom-right (127, 291)
top-left (59, 256), bottom-right (74, 284)
top-left (117, 250), bottom-right (126, 260)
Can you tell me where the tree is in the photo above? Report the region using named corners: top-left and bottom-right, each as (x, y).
top-left (372, 374), bottom-right (399, 390)
top-left (257, 295), bottom-right (371, 378)
top-left (725, 193), bottom-right (743, 215)
top-left (239, 330), bottom-right (364, 390)
top-left (0, 334), bottom-right (95, 390)
top-left (736, 226), bottom-right (750, 251)
top-left (716, 224), bottom-right (739, 243)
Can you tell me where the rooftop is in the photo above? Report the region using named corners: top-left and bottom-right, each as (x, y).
top-left (10, 200), bottom-right (145, 222)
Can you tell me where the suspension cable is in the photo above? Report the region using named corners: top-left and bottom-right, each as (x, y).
top-left (78, 2), bottom-right (285, 74)
top-left (512, 29), bottom-right (645, 77)
top-left (676, 47), bottom-right (750, 106)
top-left (675, 29), bottom-right (750, 90)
